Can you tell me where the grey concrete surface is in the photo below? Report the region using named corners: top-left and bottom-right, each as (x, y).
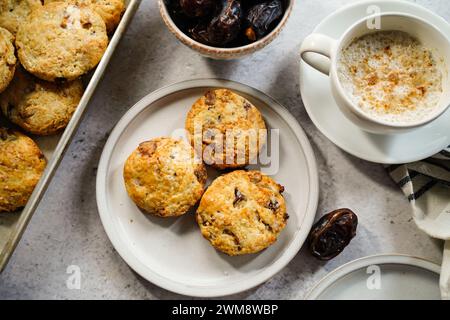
top-left (0, 0), bottom-right (448, 300)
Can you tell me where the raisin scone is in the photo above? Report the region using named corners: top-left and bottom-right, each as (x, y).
top-left (0, 27), bottom-right (16, 93)
top-left (0, 0), bottom-right (43, 35)
top-left (185, 89), bottom-right (267, 170)
top-left (196, 170), bottom-right (288, 256)
top-left (44, 0), bottom-right (124, 33)
top-left (0, 128), bottom-right (46, 212)
top-left (16, 2), bottom-right (108, 82)
top-left (123, 137), bottom-right (207, 218)
top-left (0, 67), bottom-right (84, 135)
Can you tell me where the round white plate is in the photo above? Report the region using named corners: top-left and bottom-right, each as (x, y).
top-left (96, 79), bottom-right (319, 297)
top-left (299, 0), bottom-right (450, 164)
top-left (305, 254), bottom-right (441, 300)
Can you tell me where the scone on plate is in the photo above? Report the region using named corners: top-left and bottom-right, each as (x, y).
top-left (0, 0), bottom-right (43, 35)
top-left (0, 67), bottom-right (84, 135)
top-left (185, 89), bottom-right (267, 170)
top-left (0, 27), bottom-right (16, 93)
top-left (44, 0), bottom-right (125, 33)
top-left (0, 128), bottom-right (46, 213)
top-left (196, 170), bottom-right (288, 256)
top-left (16, 2), bottom-right (108, 82)
top-left (124, 137), bottom-right (207, 218)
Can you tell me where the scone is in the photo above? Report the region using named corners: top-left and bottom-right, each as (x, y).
top-left (16, 2), bottom-right (108, 82)
top-left (185, 89), bottom-right (267, 170)
top-left (0, 27), bottom-right (16, 93)
top-left (0, 128), bottom-right (46, 212)
top-left (0, 67), bottom-right (84, 135)
top-left (0, 0), bottom-right (43, 35)
top-left (123, 137), bottom-right (207, 217)
top-left (196, 170), bottom-right (288, 256)
top-left (44, 0), bottom-right (124, 33)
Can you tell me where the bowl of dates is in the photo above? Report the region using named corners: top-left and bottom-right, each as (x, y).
top-left (159, 0), bottom-right (294, 59)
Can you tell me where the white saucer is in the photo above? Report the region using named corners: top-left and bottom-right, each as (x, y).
top-left (96, 79), bottom-right (319, 297)
top-left (300, 0), bottom-right (450, 164)
top-left (305, 254), bottom-right (441, 300)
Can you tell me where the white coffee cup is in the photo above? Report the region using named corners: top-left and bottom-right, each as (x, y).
top-left (300, 13), bottom-right (450, 134)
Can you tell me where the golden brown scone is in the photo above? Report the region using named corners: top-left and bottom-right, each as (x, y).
top-left (0, 0), bottom-right (43, 35)
top-left (0, 67), bottom-right (84, 135)
top-left (44, 0), bottom-right (124, 33)
top-left (0, 27), bottom-right (16, 93)
top-left (196, 170), bottom-right (288, 256)
top-left (124, 137), bottom-right (207, 218)
top-left (16, 2), bottom-right (108, 82)
top-left (0, 128), bottom-right (46, 212)
top-left (185, 89), bottom-right (267, 170)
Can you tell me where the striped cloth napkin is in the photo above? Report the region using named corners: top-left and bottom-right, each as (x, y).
top-left (388, 146), bottom-right (450, 205)
top-left (387, 146), bottom-right (450, 238)
top-left (388, 146), bottom-right (450, 299)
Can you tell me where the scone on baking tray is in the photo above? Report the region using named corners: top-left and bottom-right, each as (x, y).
top-left (0, 0), bottom-right (42, 35)
top-left (0, 67), bottom-right (84, 136)
top-left (196, 170), bottom-right (288, 256)
top-left (0, 0), bottom-right (122, 216)
top-left (123, 137), bottom-right (208, 218)
top-left (186, 89), bottom-right (267, 170)
top-left (0, 128), bottom-right (46, 213)
top-left (16, 2), bottom-right (108, 82)
top-left (44, 0), bottom-right (125, 33)
top-left (0, 27), bottom-right (16, 94)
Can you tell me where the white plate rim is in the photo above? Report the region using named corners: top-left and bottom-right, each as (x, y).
top-left (96, 78), bottom-right (320, 297)
top-left (299, 0), bottom-right (450, 164)
top-left (304, 254), bottom-right (441, 300)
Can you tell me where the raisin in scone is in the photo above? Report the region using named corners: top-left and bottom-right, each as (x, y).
top-left (0, 128), bottom-right (46, 212)
top-left (0, 27), bottom-right (16, 93)
top-left (16, 2), bottom-right (108, 82)
top-left (124, 137), bottom-right (207, 218)
top-left (185, 89), bottom-right (267, 170)
top-left (0, 66), bottom-right (84, 135)
top-left (196, 170), bottom-right (288, 256)
top-left (0, 0), bottom-right (43, 35)
top-left (44, 0), bottom-right (124, 33)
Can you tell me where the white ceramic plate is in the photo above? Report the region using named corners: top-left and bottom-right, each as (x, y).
top-left (305, 254), bottom-right (441, 300)
top-left (299, 0), bottom-right (450, 164)
top-left (96, 79), bottom-right (319, 297)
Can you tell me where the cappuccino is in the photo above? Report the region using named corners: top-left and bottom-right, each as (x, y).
top-left (338, 31), bottom-right (443, 124)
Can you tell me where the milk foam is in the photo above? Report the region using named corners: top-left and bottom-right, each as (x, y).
top-left (337, 31), bottom-right (443, 124)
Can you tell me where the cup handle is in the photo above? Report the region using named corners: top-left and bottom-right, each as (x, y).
top-left (440, 241), bottom-right (450, 300)
top-left (300, 34), bottom-right (336, 75)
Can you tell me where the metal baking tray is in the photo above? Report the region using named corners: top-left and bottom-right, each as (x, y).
top-left (0, 0), bottom-right (141, 272)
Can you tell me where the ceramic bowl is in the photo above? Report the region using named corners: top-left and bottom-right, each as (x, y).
top-left (158, 0), bottom-right (294, 60)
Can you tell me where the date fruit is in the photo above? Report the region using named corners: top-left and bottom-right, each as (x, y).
top-left (207, 0), bottom-right (243, 45)
top-left (165, 0), bottom-right (191, 31)
top-left (180, 0), bottom-right (216, 18)
top-left (307, 209), bottom-right (358, 261)
top-left (245, 0), bottom-right (283, 41)
top-left (189, 22), bottom-right (210, 44)
top-left (167, 0), bottom-right (286, 47)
